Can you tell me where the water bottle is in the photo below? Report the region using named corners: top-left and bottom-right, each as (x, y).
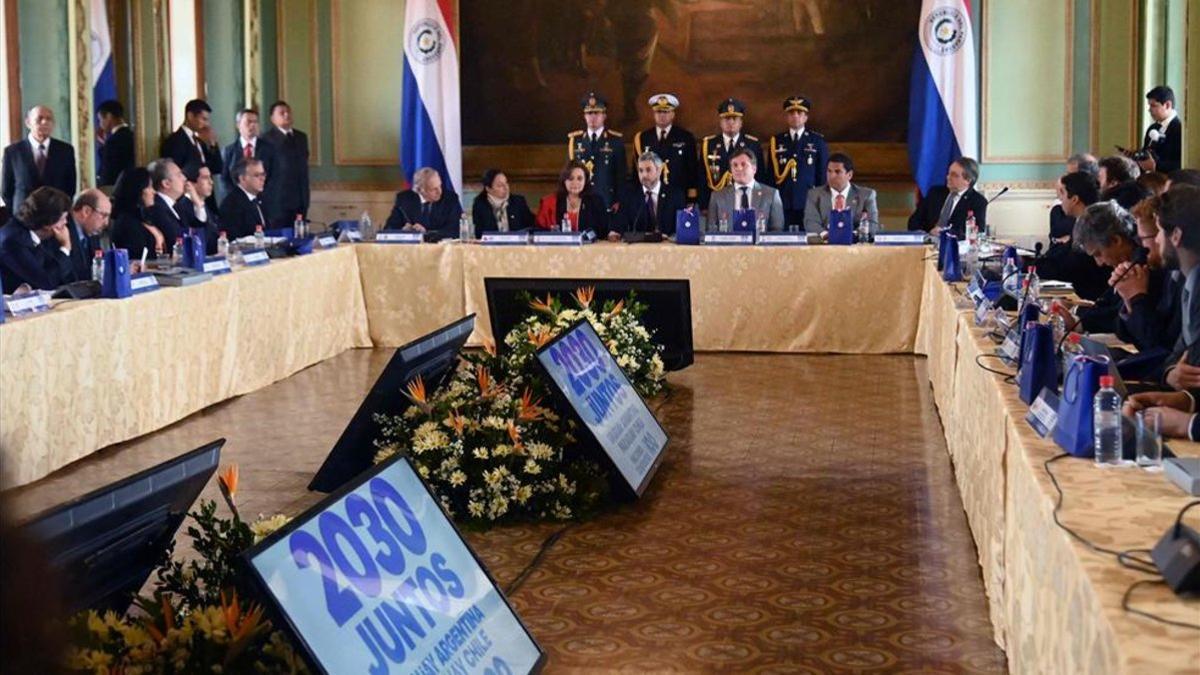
top-left (560, 214), bottom-right (571, 233)
top-left (254, 225), bottom-right (265, 250)
top-left (1026, 265), bottom-right (1041, 301)
top-left (172, 237), bottom-right (184, 263)
top-left (359, 210), bottom-right (374, 241)
top-left (857, 210), bottom-right (871, 244)
top-left (460, 213), bottom-right (473, 241)
top-left (965, 210), bottom-right (978, 248)
top-left (719, 214), bottom-right (730, 233)
top-left (293, 213), bottom-right (305, 239)
top-left (91, 250), bottom-right (104, 282)
top-left (756, 215), bottom-right (767, 234)
top-left (1001, 255), bottom-right (1019, 295)
top-left (1061, 332), bottom-right (1083, 381)
top-left (1093, 375), bottom-right (1124, 466)
top-left (217, 230), bottom-right (230, 258)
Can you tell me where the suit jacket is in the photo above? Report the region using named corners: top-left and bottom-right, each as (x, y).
top-left (632, 126), bottom-right (699, 202)
top-left (613, 181), bottom-right (685, 235)
top-left (769, 128), bottom-right (829, 211)
top-left (907, 185), bottom-right (988, 239)
top-left (567, 129), bottom-right (626, 207)
top-left (1119, 268), bottom-right (1182, 356)
top-left (1035, 240), bottom-right (1111, 300)
top-left (698, 133), bottom-right (768, 209)
top-left (1143, 116), bottom-right (1182, 174)
top-left (66, 217), bottom-right (100, 281)
top-left (111, 211), bottom-right (158, 261)
top-left (471, 193), bottom-right (534, 237)
top-left (218, 188), bottom-right (270, 240)
top-left (705, 182), bottom-right (784, 233)
top-left (160, 127), bottom-right (222, 179)
top-left (261, 127), bottom-right (310, 226)
top-left (384, 189), bottom-right (464, 239)
top-left (0, 218), bottom-right (74, 293)
top-left (220, 137), bottom-right (277, 201)
top-left (98, 126), bottom-right (135, 187)
top-left (146, 194), bottom-right (211, 253)
top-left (802, 184), bottom-right (880, 235)
top-left (2, 137), bottom-right (77, 208)
top-left (535, 193), bottom-right (610, 236)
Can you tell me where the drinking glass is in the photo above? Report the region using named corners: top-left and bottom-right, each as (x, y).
top-left (1136, 410), bottom-right (1163, 471)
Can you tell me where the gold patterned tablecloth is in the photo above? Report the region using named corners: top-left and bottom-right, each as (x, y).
top-left (353, 243), bottom-right (465, 347)
top-left (918, 260), bottom-right (1200, 673)
top-left (0, 247), bottom-right (371, 488)
top-left (455, 242), bottom-right (929, 352)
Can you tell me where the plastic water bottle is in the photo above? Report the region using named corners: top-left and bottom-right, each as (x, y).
top-left (1001, 255), bottom-right (1020, 295)
top-left (217, 230), bottom-right (230, 258)
top-left (254, 225), bottom-right (266, 250)
top-left (359, 210), bottom-right (374, 241)
top-left (965, 210), bottom-right (978, 248)
top-left (1026, 265), bottom-right (1041, 301)
top-left (756, 215), bottom-right (767, 234)
top-left (460, 213), bottom-right (473, 241)
top-left (1093, 375), bottom-right (1124, 466)
top-left (91, 250), bottom-right (104, 282)
top-left (718, 214), bottom-right (730, 233)
top-left (1060, 332), bottom-right (1083, 380)
top-left (293, 214), bottom-right (305, 239)
top-left (560, 214), bottom-right (571, 233)
top-left (172, 237), bottom-right (184, 263)
top-left (857, 210), bottom-right (871, 244)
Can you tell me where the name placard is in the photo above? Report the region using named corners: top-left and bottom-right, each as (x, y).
top-left (5, 292), bottom-right (50, 316)
top-left (1026, 388), bottom-right (1061, 438)
top-left (202, 258), bottom-right (232, 275)
top-left (481, 232), bottom-right (530, 246)
top-left (129, 274), bottom-right (160, 295)
top-left (998, 331), bottom-right (1020, 363)
top-left (242, 249), bottom-right (271, 266)
top-left (756, 232), bottom-right (808, 246)
top-left (874, 232), bottom-right (927, 246)
top-left (376, 231), bottom-right (424, 244)
top-left (974, 299), bottom-right (993, 326)
top-left (246, 456), bottom-right (544, 675)
top-left (316, 235), bottom-right (337, 249)
top-left (703, 232), bottom-right (755, 246)
top-left (531, 231), bottom-right (587, 246)
top-left (344, 229), bottom-right (364, 242)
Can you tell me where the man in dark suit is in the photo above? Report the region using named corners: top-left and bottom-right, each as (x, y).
top-left (65, 189), bottom-right (111, 280)
top-left (160, 99), bottom-right (222, 180)
top-left (220, 108), bottom-right (276, 202)
top-left (699, 98), bottom-right (767, 210)
top-left (567, 93), bottom-right (626, 208)
top-left (770, 96), bottom-right (829, 229)
top-left (96, 100), bottom-right (134, 187)
top-left (907, 157), bottom-right (988, 239)
top-left (261, 100), bottom-right (310, 228)
top-left (2, 106), bottom-right (77, 209)
top-left (145, 158), bottom-right (211, 256)
top-left (218, 159), bottom-right (269, 240)
top-left (611, 151), bottom-right (685, 239)
top-left (1037, 172), bottom-right (1111, 300)
top-left (1139, 86), bottom-right (1182, 174)
top-left (0, 187), bottom-right (75, 293)
top-left (631, 94), bottom-right (698, 205)
top-left (384, 167), bottom-right (463, 239)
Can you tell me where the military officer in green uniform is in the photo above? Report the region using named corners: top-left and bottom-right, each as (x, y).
top-left (632, 93), bottom-right (699, 205)
top-left (567, 93), bottom-right (625, 207)
top-left (699, 98), bottom-right (766, 210)
top-left (769, 96), bottom-right (829, 228)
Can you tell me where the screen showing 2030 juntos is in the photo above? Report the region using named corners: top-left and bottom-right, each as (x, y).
top-left (249, 458), bottom-right (541, 675)
top-left (536, 321), bottom-right (668, 494)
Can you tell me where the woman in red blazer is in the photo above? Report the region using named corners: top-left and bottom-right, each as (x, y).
top-left (536, 160), bottom-right (609, 236)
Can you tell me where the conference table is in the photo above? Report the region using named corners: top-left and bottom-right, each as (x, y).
top-left (1, 240), bottom-right (1197, 673)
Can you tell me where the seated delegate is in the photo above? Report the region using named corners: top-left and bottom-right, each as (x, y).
top-left (906, 157), bottom-right (987, 238)
top-left (802, 152), bottom-right (878, 236)
top-left (471, 169), bottom-right (534, 237)
top-left (611, 151), bottom-right (684, 239)
top-left (704, 148), bottom-right (784, 232)
top-left (384, 167), bottom-right (463, 239)
top-left (109, 167), bottom-right (164, 261)
top-left (0, 186), bottom-right (76, 293)
top-left (535, 160), bottom-right (609, 236)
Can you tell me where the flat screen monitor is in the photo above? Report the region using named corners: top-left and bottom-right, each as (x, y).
top-left (247, 455), bottom-right (544, 675)
top-left (19, 439), bottom-right (224, 614)
top-left (309, 315), bottom-right (476, 493)
top-left (535, 319), bottom-right (669, 496)
top-left (484, 277), bottom-right (693, 371)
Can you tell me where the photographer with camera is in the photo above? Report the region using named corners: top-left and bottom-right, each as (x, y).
top-left (1127, 86), bottom-right (1182, 174)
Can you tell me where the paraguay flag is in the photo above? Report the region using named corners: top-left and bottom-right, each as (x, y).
top-left (401, 0), bottom-right (461, 195)
top-left (91, 0), bottom-right (117, 170)
top-left (908, 0), bottom-right (978, 197)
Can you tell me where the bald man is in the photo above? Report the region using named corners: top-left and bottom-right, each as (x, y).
top-left (2, 106), bottom-right (77, 208)
top-left (66, 189), bottom-right (111, 280)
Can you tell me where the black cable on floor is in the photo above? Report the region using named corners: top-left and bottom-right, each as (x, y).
top-left (504, 523), bottom-right (574, 596)
top-left (1121, 579), bottom-right (1200, 630)
top-left (1043, 454), bottom-right (1159, 574)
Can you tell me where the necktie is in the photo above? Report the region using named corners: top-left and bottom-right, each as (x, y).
top-left (243, 143), bottom-right (253, 159)
top-left (725, 137), bottom-right (732, 152)
top-left (834, 193), bottom-right (845, 211)
top-left (35, 143), bottom-right (47, 176)
top-left (792, 133), bottom-right (798, 143)
top-left (937, 192), bottom-right (958, 229)
top-left (739, 187), bottom-right (749, 210)
top-left (1184, 284), bottom-right (1195, 344)
top-left (495, 206), bottom-right (508, 232)
top-left (645, 189), bottom-right (656, 221)
top-left (253, 198), bottom-right (266, 226)
top-left (194, 133), bottom-right (207, 165)
top-left (659, 130), bottom-right (665, 143)
top-left (422, 202), bottom-right (431, 223)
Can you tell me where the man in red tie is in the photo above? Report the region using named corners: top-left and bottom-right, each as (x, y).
top-left (2, 105), bottom-right (78, 209)
top-left (220, 108), bottom-right (276, 207)
top-left (160, 100), bottom-right (223, 181)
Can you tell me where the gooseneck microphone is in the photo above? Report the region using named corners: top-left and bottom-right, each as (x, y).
top-left (987, 186), bottom-right (1011, 204)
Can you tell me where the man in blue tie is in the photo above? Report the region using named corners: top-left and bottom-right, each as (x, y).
top-left (66, 189), bottom-right (111, 280)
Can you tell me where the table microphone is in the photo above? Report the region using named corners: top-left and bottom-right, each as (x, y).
top-left (987, 186), bottom-right (1010, 204)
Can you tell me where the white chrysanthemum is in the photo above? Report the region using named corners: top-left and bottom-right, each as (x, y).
top-left (527, 442), bottom-right (554, 460)
top-left (523, 459), bottom-right (541, 475)
top-left (492, 444), bottom-right (511, 458)
top-left (483, 416), bottom-right (508, 430)
top-left (473, 447), bottom-right (489, 460)
top-left (373, 445), bottom-right (400, 464)
top-left (515, 485), bottom-right (533, 504)
top-left (417, 465), bottom-right (431, 479)
top-left (449, 470), bottom-right (466, 487)
top-left (250, 514), bottom-right (292, 543)
top-left (468, 500), bottom-right (484, 517)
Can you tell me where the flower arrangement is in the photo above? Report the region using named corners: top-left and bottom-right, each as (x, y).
top-left (64, 467), bottom-right (304, 674)
top-left (373, 287), bottom-right (667, 526)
